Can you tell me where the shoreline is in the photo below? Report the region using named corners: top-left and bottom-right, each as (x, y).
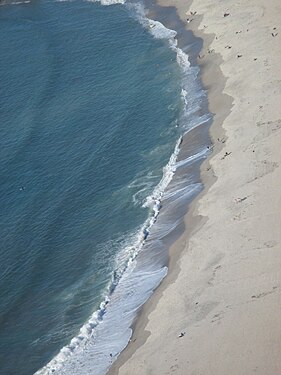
top-left (109, 0), bottom-right (281, 374)
top-left (32, 1), bottom-right (212, 373)
top-left (106, 5), bottom-right (214, 369)
top-left (107, 0), bottom-right (229, 372)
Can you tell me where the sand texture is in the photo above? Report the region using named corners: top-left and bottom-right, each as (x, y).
top-left (109, 0), bottom-right (281, 374)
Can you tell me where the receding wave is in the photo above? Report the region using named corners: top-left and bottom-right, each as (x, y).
top-left (34, 1), bottom-right (211, 375)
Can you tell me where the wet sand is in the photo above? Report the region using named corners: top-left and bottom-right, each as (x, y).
top-left (109, 0), bottom-right (281, 374)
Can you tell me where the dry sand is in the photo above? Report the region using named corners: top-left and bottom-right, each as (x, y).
top-left (109, 0), bottom-right (281, 374)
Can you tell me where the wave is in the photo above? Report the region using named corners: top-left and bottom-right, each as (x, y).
top-left (34, 1), bottom-right (211, 375)
top-left (176, 147), bottom-right (209, 169)
top-left (35, 129), bottom-right (183, 375)
top-left (0, 0), bottom-right (31, 6)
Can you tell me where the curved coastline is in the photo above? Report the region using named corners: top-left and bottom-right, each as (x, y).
top-left (0, 1), bottom-right (211, 373)
top-left (107, 0), bottom-right (230, 372)
top-left (109, 0), bottom-right (281, 374)
top-left (30, 0), bottom-right (213, 374)
top-left (0, 0), bottom-right (223, 374)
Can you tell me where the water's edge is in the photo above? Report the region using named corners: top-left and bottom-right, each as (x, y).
top-left (104, 0), bottom-right (213, 373)
top-left (107, 0), bottom-right (234, 372)
top-left (32, 0), bottom-right (212, 374)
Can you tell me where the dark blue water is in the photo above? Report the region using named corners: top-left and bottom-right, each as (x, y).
top-left (0, 1), bottom-right (185, 374)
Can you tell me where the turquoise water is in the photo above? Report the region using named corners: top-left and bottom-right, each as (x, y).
top-left (0, 0), bottom-right (211, 374)
top-left (0, 1), bottom-right (184, 374)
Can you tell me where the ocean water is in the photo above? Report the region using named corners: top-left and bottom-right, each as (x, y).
top-left (0, 0), bottom-right (210, 374)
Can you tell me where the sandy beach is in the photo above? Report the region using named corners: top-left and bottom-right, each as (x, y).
top-left (108, 0), bottom-right (281, 374)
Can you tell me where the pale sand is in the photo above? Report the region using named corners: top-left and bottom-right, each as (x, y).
top-left (109, 0), bottom-right (281, 374)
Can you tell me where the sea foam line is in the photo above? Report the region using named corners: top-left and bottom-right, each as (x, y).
top-left (0, 0), bottom-right (31, 5)
top-left (35, 2), bottom-right (211, 374)
top-left (35, 133), bottom-right (183, 375)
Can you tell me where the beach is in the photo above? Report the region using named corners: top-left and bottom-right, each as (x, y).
top-left (109, 0), bottom-right (281, 374)
top-left (1, 3), bottom-right (194, 374)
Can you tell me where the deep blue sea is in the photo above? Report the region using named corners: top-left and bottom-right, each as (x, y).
top-left (0, 1), bottom-right (210, 374)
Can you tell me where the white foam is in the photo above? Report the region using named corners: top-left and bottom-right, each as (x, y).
top-left (163, 182), bottom-right (201, 202)
top-left (0, 0), bottom-right (30, 5)
top-left (176, 147), bottom-right (209, 169)
top-left (36, 256), bottom-right (167, 375)
top-left (98, 0), bottom-right (125, 5)
top-left (148, 19), bottom-right (177, 40)
top-left (34, 2), bottom-right (211, 375)
top-left (143, 136), bottom-right (182, 209)
top-left (35, 215), bottom-right (164, 375)
top-left (56, 0), bottom-right (125, 4)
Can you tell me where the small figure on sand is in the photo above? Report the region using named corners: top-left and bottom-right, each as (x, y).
top-left (221, 151), bottom-right (232, 160)
top-left (234, 197), bottom-right (248, 203)
top-left (178, 332), bottom-right (186, 338)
